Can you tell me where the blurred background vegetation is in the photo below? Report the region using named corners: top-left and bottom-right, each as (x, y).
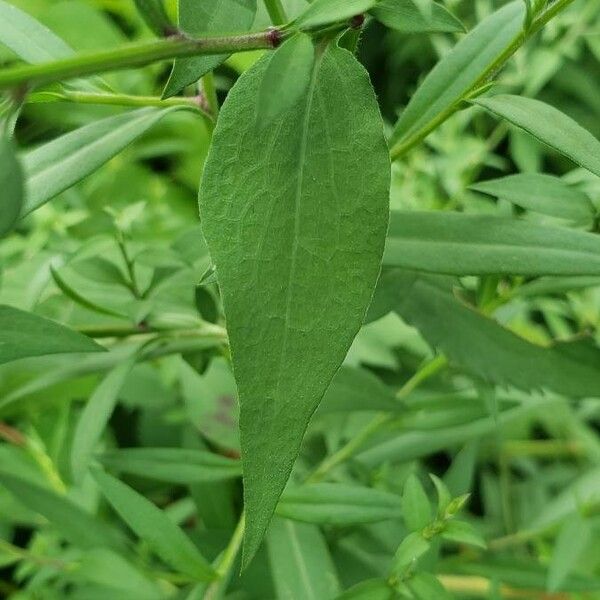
top-left (1, 0), bottom-right (600, 598)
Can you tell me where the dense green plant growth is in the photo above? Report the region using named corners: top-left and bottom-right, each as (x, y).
top-left (1, 0), bottom-right (599, 598)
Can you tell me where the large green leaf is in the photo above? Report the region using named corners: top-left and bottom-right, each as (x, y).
top-left (98, 447), bottom-right (242, 483)
top-left (0, 305), bottom-right (103, 365)
top-left (368, 269), bottom-right (600, 398)
top-left (470, 173), bottom-right (595, 223)
top-left (71, 359), bottom-right (136, 483)
top-left (0, 472), bottom-right (125, 551)
top-left (295, 0), bottom-right (377, 28)
top-left (22, 107), bottom-right (182, 217)
top-left (162, 0), bottom-right (257, 98)
top-left (0, 137), bottom-right (23, 237)
top-left (370, 0), bottom-right (464, 33)
top-left (91, 468), bottom-right (216, 582)
top-left (389, 1), bottom-right (523, 148)
top-left (473, 95), bottom-right (600, 177)
top-left (277, 483), bottom-right (403, 525)
top-left (267, 517), bottom-right (340, 599)
top-left (199, 44), bottom-right (389, 564)
top-left (383, 211), bottom-right (600, 276)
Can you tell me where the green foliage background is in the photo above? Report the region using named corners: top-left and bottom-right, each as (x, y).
top-left (0, 0), bottom-right (599, 598)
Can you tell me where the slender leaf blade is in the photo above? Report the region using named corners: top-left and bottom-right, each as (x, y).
top-left (470, 173), bottom-right (594, 223)
top-left (22, 107), bottom-right (182, 217)
top-left (277, 483), bottom-right (403, 525)
top-left (199, 45), bottom-right (389, 564)
top-left (390, 1), bottom-right (524, 147)
top-left (0, 305), bottom-right (103, 365)
top-left (370, 0), bottom-right (465, 33)
top-left (267, 517), bottom-right (340, 599)
top-left (368, 269), bottom-right (600, 398)
top-left (0, 472), bottom-right (125, 551)
top-left (71, 359), bottom-right (136, 483)
top-left (0, 137), bottom-right (24, 237)
top-left (384, 211), bottom-right (600, 276)
top-left (163, 0), bottom-right (257, 98)
top-left (91, 467), bottom-right (216, 582)
top-left (98, 447), bottom-right (242, 483)
top-left (473, 94), bottom-right (600, 177)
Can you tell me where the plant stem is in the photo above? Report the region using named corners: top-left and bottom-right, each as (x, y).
top-left (389, 0), bottom-right (576, 161)
top-left (202, 72), bottom-right (219, 119)
top-left (0, 31), bottom-right (280, 91)
top-left (263, 0), bottom-right (289, 26)
top-left (438, 574), bottom-right (570, 599)
top-left (27, 90), bottom-right (211, 118)
top-left (306, 355), bottom-right (448, 483)
top-left (204, 514), bottom-right (246, 600)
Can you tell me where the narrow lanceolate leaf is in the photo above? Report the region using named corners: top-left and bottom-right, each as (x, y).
top-left (71, 359), bottom-right (136, 483)
top-left (368, 270), bottom-right (600, 398)
top-left (267, 517), bottom-right (340, 600)
top-left (277, 484), bottom-right (403, 525)
top-left (98, 448), bottom-right (242, 483)
top-left (390, 1), bottom-right (524, 148)
top-left (134, 0), bottom-right (175, 37)
top-left (318, 365), bottom-right (399, 413)
top-left (295, 0), bottom-right (377, 29)
top-left (257, 33), bottom-right (315, 126)
top-left (22, 107), bottom-right (182, 217)
top-left (0, 305), bottom-right (103, 365)
top-left (0, 137), bottom-right (24, 237)
top-left (91, 468), bottom-right (216, 582)
top-left (472, 95), bottom-right (600, 177)
top-left (384, 211), bottom-right (600, 276)
top-left (200, 44), bottom-right (389, 565)
top-left (163, 0), bottom-right (257, 98)
top-left (370, 0), bottom-right (464, 33)
top-left (547, 515), bottom-right (591, 592)
top-left (0, 472), bottom-right (124, 551)
top-left (0, 0), bottom-right (73, 63)
top-left (470, 173), bottom-right (595, 224)
top-left (402, 475), bottom-right (431, 531)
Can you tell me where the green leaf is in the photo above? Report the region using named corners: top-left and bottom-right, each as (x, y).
top-left (133, 0), bottom-right (175, 36)
top-left (199, 44), bottom-right (389, 565)
top-left (257, 33), bottom-right (315, 126)
top-left (0, 305), bottom-right (104, 366)
top-left (430, 474), bottom-right (452, 515)
top-left (277, 483), bottom-right (403, 525)
top-left (370, 0), bottom-right (464, 33)
top-left (91, 467), bottom-right (216, 582)
top-left (442, 520), bottom-right (486, 549)
top-left (390, 1), bottom-right (524, 148)
top-left (0, 0), bottom-right (73, 63)
top-left (319, 365), bottom-right (399, 413)
top-left (547, 514), bottom-right (591, 592)
top-left (368, 269), bottom-right (600, 398)
top-left (71, 359), bottom-right (136, 483)
top-left (0, 137), bottom-right (24, 237)
top-left (295, 0), bottom-right (377, 29)
top-left (0, 472), bottom-right (125, 551)
top-left (384, 211), bottom-right (600, 276)
top-left (336, 579), bottom-right (394, 600)
top-left (98, 447), bottom-right (242, 483)
top-left (267, 517), bottom-right (340, 600)
top-left (473, 95), bottom-right (600, 177)
top-left (391, 531), bottom-right (430, 575)
top-left (22, 107), bottom-right (182, 217)
top-left (50, 266), bottom-right (129, 319)
top-left (408, 573), bottom-right (453, 600)
top-left (470, 173), bottom-right (595, 224)
top-left (402, 474), bottom-right (432, 531)
top-left (163, 0), bottom-right (257, 98)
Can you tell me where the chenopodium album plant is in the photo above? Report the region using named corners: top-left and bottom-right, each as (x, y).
top-left (1, 0), bottom-right (600, 597)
